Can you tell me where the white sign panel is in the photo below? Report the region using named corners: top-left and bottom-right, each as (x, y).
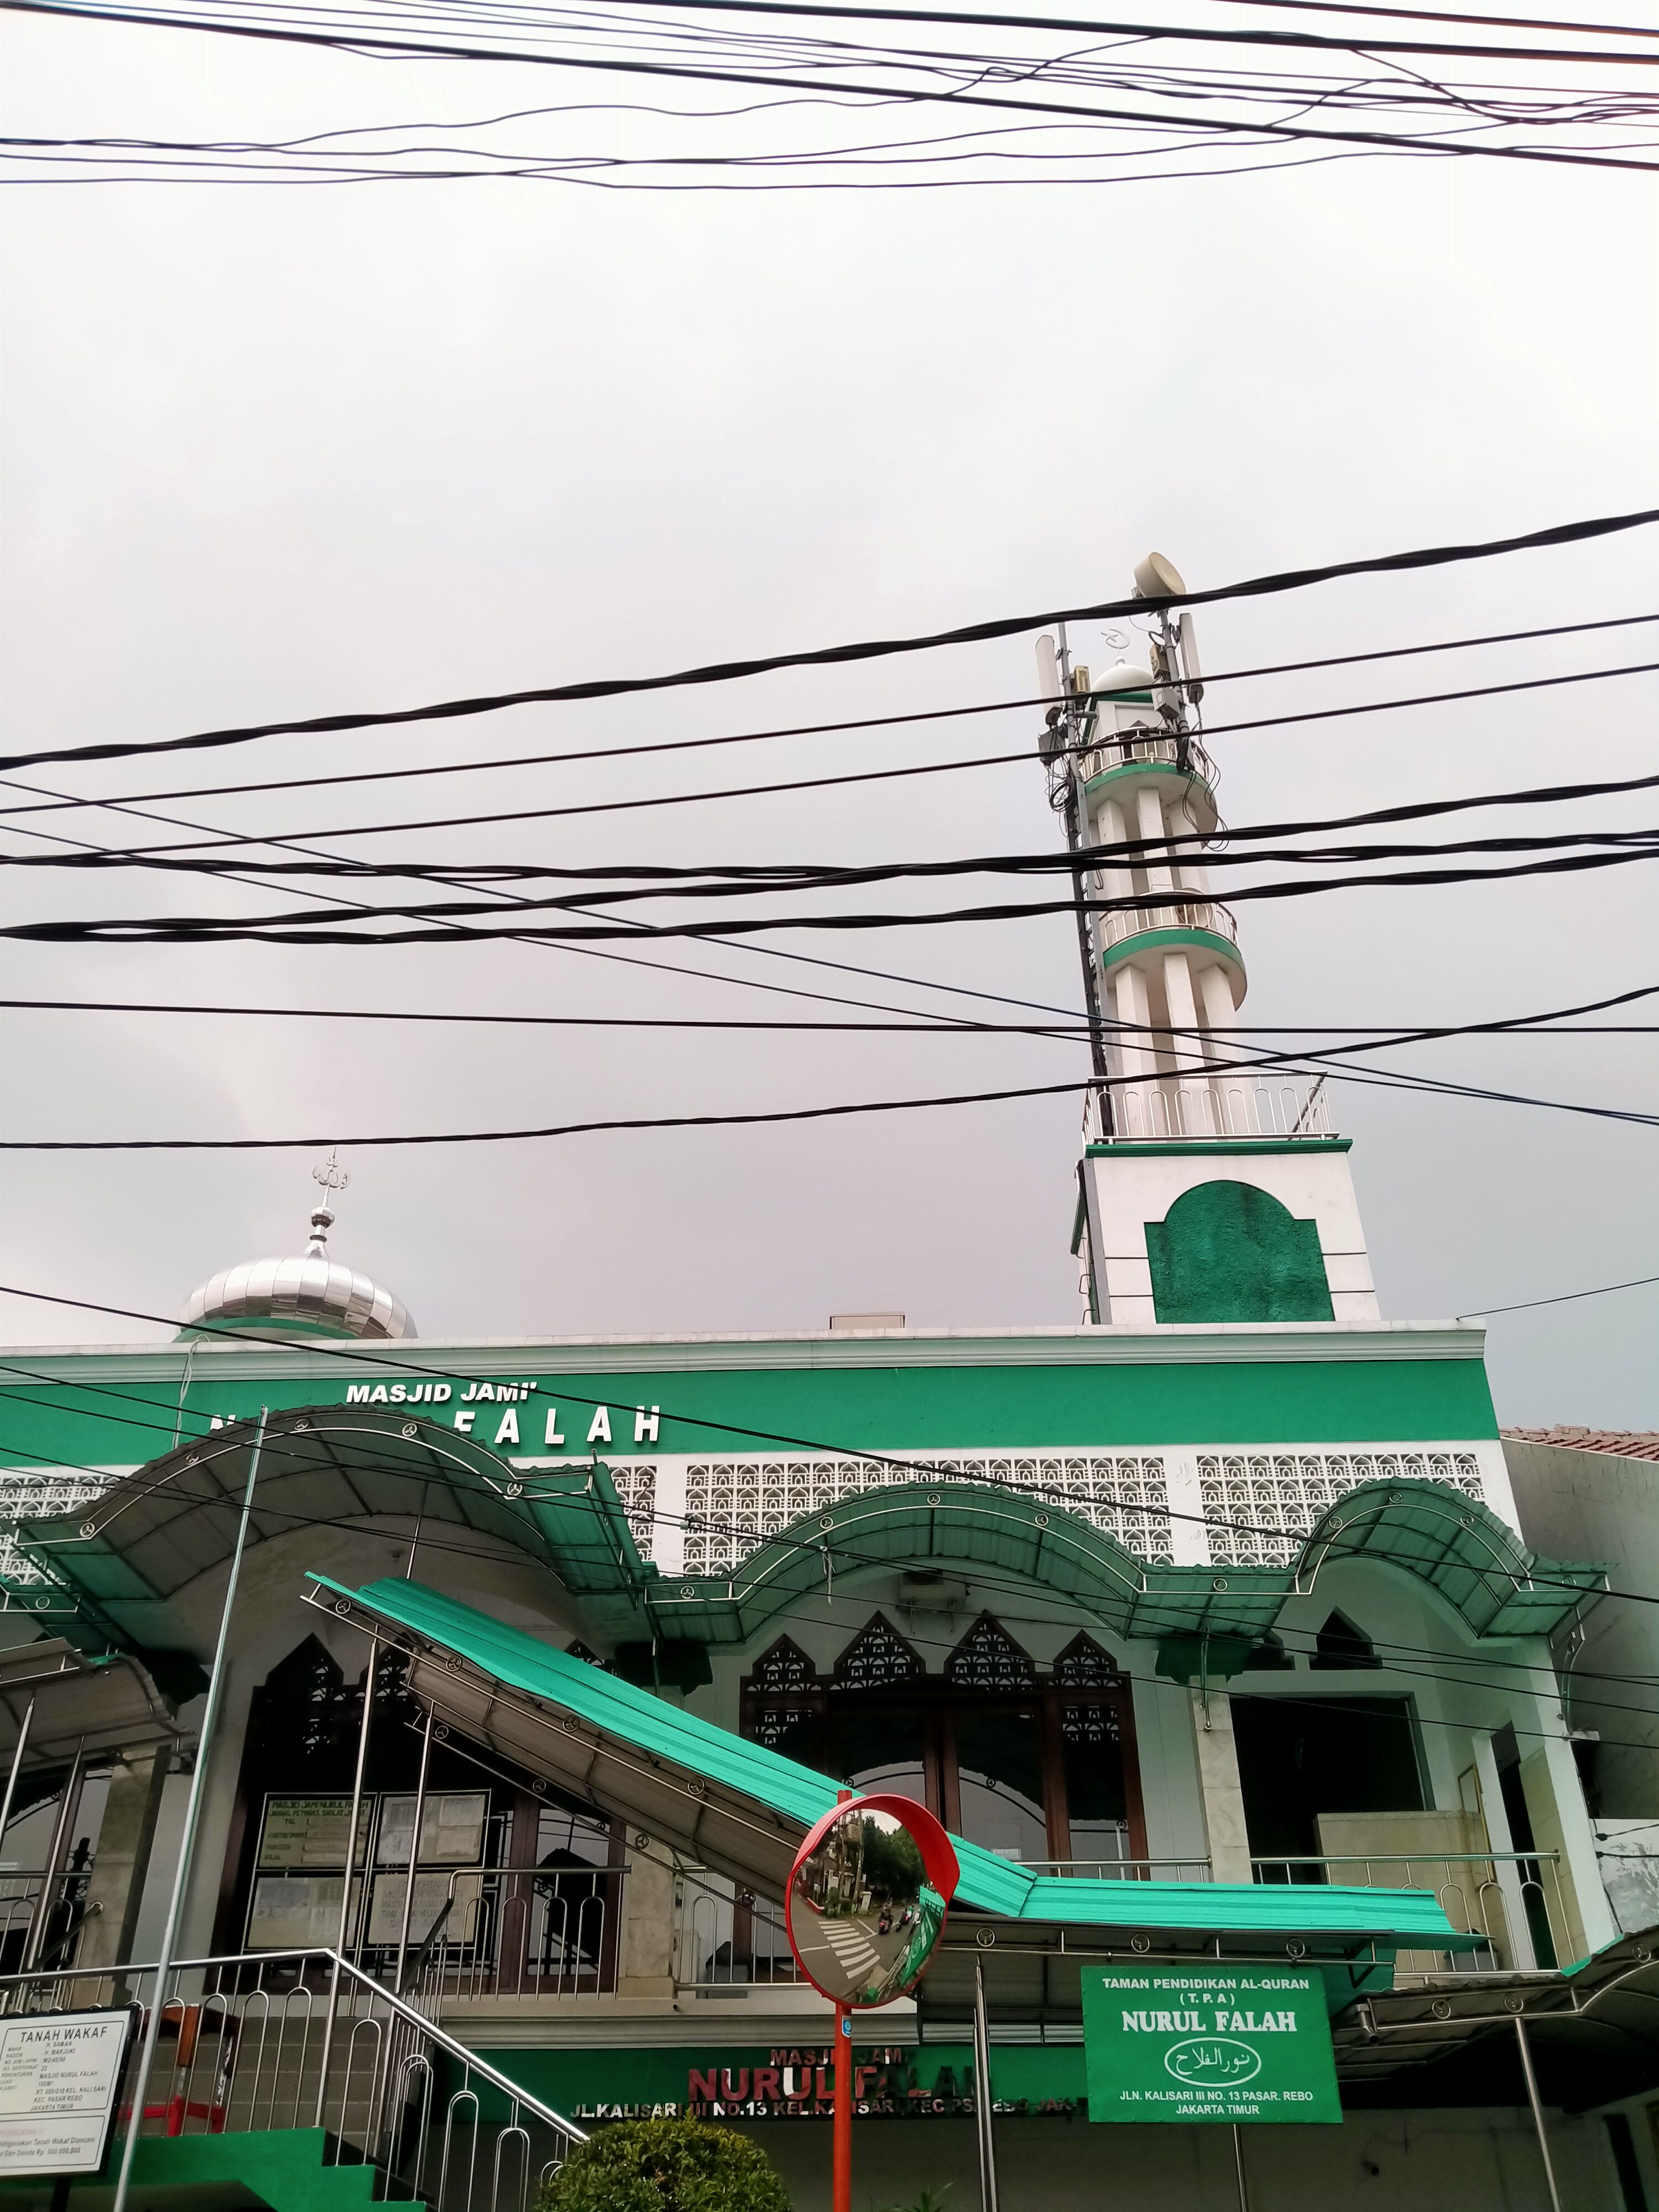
top-left (368, 1870), bottom-right (482, 1946)
top-left (247, 1874), bottom-right (364, 1951)
top-left (375, 1792), bottom-right (488, 1869)
top-left (258, 1796), bottom-right (374, 1870)
top-left (0, 2010), bottom-right (132, 2177)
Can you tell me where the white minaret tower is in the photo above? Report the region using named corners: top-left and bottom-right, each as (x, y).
top-left (1041, 555), bottom-right (1380, 1328)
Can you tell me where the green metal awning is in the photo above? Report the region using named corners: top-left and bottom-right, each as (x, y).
top-left (645, 1475), bottom-right (1603, 1647)
top-left (308, 1571), bottom-right (1480, 1961)
top-left (14, 1410), bottom-right (653, 1650)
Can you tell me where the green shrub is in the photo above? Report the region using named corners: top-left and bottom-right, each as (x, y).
top-left (538, 2115), bottom-right (792, 2212)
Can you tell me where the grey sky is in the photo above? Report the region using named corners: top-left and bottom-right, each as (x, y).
top-left (1, 4), bottom-right (1655, 1427)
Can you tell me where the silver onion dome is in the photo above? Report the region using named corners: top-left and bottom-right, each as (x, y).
top-left (179, 1204), bottom-right (415, 1341)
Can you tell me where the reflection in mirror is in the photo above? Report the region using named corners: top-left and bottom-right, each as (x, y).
top-left (786, 1804), bottom-right (946, 2007)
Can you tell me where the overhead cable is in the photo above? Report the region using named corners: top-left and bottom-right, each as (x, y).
top-left (5, 608), bottom-right (1650, 820)
top-left (33, 656), bottom-right (1658, 857)
top-left (2, 504), bottom-right (1653, 775)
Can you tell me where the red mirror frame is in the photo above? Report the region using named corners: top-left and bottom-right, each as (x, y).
top-left (784, 1792), bottom-right (961, 2007)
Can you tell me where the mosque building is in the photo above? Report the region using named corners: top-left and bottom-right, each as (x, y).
top-left (1, 559), bottom-right (1655, 2212)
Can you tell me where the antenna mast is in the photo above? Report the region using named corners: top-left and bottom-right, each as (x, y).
top-left (1036, 623), bottom-right (1114, 1118)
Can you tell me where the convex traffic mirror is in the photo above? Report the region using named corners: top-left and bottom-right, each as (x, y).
top-left (784, 1792), bottom-right (960, 2008)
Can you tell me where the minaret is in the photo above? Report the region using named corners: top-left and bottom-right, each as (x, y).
top-left (1041, 555), bottom-right (1380, 1328)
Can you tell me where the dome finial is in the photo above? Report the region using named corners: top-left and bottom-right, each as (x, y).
top-left (309, 1148), bottom-right (349, 1256)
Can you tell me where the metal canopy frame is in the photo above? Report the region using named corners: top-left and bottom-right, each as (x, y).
top-left (306, 1570), bottom-right (1478, 1959)
top-left (646, 1475), bottom-right (1604, 1647)
top-left (13, 1408), bottom-right (655, 1648)
top-left (11, 1411), bottom-right (1601, 1658)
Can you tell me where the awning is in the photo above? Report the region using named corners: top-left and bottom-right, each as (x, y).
top-left (13, 1414), bottom-right (1599, 1658)
top-left (14, 1410), bottom-right (654, 1649)
top-left (0, 1638), bottom-right (181, 1764)
top-left (306, 1571), bottom-right (1479, 1963)
top-left (645, 1475), bottom-right (1603, 1646)
top-left (1328, 1930), bottom-right (1659, 2105)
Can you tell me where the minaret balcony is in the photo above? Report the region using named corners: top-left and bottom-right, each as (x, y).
top-left (1098, 898), bottom-right (1239, 969)
top-left (1078, 726), bottom-right (1218, 800)
top-left (1083, 1073), bottom-right (1337, 1146)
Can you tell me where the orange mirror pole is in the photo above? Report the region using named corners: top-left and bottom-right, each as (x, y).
top-left (833, 2004), bottom-right (853, 2212)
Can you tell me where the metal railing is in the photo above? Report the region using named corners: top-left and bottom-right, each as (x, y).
top-left (0, 1947), bottom-right (585, 2209)
top-left (1084, 1073), bottom-right (1334, 1146)
top-left (0, 1860), bottom-right (99, 1975)
top-left (1027, 1858), bottom-right (1215, 1883)
top-left (354, 1862), bottom-right (625, 2004)
top-left (1250, 1852), bottom-right (1569, 1975)
top-left (1098, 897), bottom-right (1238, 956)
top-left (1076, 727), bottom-right (1218, 792)
top-left (672, 1872), bottom-right (800, 1991)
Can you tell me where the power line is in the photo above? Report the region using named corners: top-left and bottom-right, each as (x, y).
top-left (2, 993), bottom-right (1650, 1037)
top-left (19, 842), bottom-right (1655, 946)
top-left (0, 1324), bottom-right (1644, 1729)
top-left (2, 505), bottom-right (1653, 775)
top-left (40, 656), bottom-right (1652, 855)
top-left (5, 1027), bottom-right (1654, 1145)
top-left (4, 0), bottom-right (1655, 179)
top-left (1457, 1273), bottom-right (1659, 1319)
top-left (2, 608), bottom-right (1652, 820)
top-left (0, 1423), bottom-right (1632, 1752)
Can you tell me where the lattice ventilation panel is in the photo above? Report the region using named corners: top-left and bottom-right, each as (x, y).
top-left (1197, 1452), bottom-right (1484, 1567)
top-left (0, 1470), bottom-right (113, 1590)
top-left (606, 1462), bottom-right (658, 1554)
top-left (681, 1454), bottom-right (1171, 1576)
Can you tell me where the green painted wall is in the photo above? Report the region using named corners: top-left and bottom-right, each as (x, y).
top-left (1146, 1184), bottom-right (1335, 1325)
top-left (0, 1348), bottom-right (1498, 1472)
top-left (0, 2128), bottom-right (414, 2210)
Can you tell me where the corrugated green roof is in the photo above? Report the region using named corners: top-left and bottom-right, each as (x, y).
top-left (311, 1571), bottom-right (1479, 1952)
top-left (644, 1475), bottom-right (1603, 1646)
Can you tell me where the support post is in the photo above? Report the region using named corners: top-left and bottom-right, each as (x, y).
top-left (832, 2004), bottom-right (852, 2212)
top-left (111, 1408), bottom-right (267, 2212)
top-left (20, 1740), bottom-right (81, 1973)
top-left (1231, 2122), bottom-right (1250, 2212)
top-left (1514, 2015), bottom-right (1563, 2212)
top-left (394, 1707), bottom-right (433, 1997)
top-left (314, 1636), bottom-right (378, 2127)
top-left (972, 1954), bottom-right (1000, 2212)
top-left (0, 1694), bottom-right (35, 1851)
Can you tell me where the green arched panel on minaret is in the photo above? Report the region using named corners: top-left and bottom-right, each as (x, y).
top-left (1145, 1181), bottom-right (1335, 1324)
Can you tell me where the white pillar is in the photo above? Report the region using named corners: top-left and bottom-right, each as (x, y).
top-left (1161, 951), bottom-right (1213, 1136)
top-left (1197, 963), bottom-right (1241, 1133)
top-left (1190, 1692), bottom-right (1254, 1885)
top-left (1097, 795), bottom-right (1135, 898)
top-left (1135, 785), bottom-right (1177, 898)
top-left (1113, 964), bottom-right (1158, 1137)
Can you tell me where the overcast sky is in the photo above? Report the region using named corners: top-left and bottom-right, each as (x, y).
top-left (1, 3), bottom-right (1655, 1429)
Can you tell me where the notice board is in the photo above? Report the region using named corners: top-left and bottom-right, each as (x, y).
top-left (0, 2008), bottom-right (134, 2176)
top-left (1082, 1963), bottom-right (1340, 2124)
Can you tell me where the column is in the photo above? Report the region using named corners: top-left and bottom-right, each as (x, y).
top-left (1094, 795), bottom-right (1135, 981)
top-left (1161, 951), bottom-right (1213, 1136)
top-left (77, 1751), bottom-right (171, 1971)
top-left (1190, 1692), bottom-right (1254, 1885)
top-left (1198, 964), bottom-right (1242, 1135)
top-left (1135, 786), bottom-right (1177, 899)
top-left (619, 1849), bottom-right (676, 1999)
top-left (1112, 964), bottom-right (1159, 1138)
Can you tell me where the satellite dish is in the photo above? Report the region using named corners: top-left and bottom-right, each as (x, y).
top-left (1133, 552), bottom-right (1187, 601)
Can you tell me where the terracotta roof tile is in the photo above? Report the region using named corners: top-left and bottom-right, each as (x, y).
top-left (1503, 1427), bottom-right (1659, 1463)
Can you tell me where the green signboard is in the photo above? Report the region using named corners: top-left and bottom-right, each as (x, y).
top-left (1082, 1964), bottom-right (1340, 2124)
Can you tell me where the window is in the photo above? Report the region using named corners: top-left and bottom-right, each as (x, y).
top-left (1311, 1610), bottom-right (1380, 1671)
top-left (740, 1619), bottom-right (1144, 1864)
